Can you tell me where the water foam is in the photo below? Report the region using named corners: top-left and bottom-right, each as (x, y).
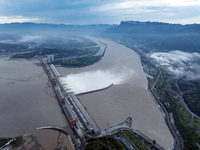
top-left (59, 68), bottom-right (135, 94)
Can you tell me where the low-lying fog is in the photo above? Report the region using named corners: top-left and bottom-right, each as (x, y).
top-left (150, 50), bottom-right (200, 80)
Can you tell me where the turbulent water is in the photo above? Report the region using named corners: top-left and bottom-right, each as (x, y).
top-left (57, 36), bottom-right (174, 150)
top-left (0, 36), bottom-right (174, 149)
top-left (59, 67), bottom-right (135, 94)
top-left (0, 58), bottom-right (72, 150)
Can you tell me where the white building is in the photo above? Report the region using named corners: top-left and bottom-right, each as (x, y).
top-left (47, 55), bottom-right (54, 63)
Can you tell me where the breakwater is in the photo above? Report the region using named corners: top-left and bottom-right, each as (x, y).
top-left (76, 83), bottom-right (113, 96)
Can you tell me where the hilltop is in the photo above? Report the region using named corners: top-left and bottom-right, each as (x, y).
top-left (102, 21), bottom-right (200, 53)
top-left (100, 21), bottom-right (200, 150)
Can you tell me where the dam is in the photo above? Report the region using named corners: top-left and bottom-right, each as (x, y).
top-left (41, 56), bottom-right (165, 150)
top-left (56, 36), bottom-right (174, 150)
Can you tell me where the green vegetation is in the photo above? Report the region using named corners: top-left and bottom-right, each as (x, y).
top-left (144, 66), bottom-right (158, 77)
top-left (144, 66), bottom-right (158, 88)
top-left (53, 55), bottom-right (102, 67)
top-left (11, 37), bottom-right (100, 59)
top-left (0, 138), bottom-right (11, 147)
top-left (52, 43), bottom-right (106, 67)
top-left (178, 79), bottom-right (200, 116)
top-left (0, 43), bottom-right (28, 54)
top-left (152, 70), bottom-right (200, 150)
top-left (85, 136), bottom-right (125, 150)
top-left (12, 47), bottom-right (100, 59)
top-left (86, 131), bottom-right (159, 150)
top-left (0, 136), bottom-right (23, 148)
top-left (11, 136), bottom-right (23, 148)
top-left (102, 21), bottom-right (200, 149)
top-left (123, 131), bottom-right (158, 150)
top-left (106, 37), bottom-right (200, 149)
top-left (110, 41), bottom-right (200, 149)
top-left (11, 37), bottom-right (104, 67)
top-left (123, 131), bottom-right (148, 150)
top-left (40, 38), bottom-right (97, 49)
top-left (109, 37), bottom-right (200, 149)
top-left (193, 117), bottom-right (200, 129)
top-left (103, 21), bottom-right (200, 53)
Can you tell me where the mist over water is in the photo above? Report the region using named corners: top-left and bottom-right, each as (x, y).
top-left (59, 67), bottom-right (135, 94)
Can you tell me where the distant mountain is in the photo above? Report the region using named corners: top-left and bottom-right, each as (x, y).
top-left (0, 22), bottom-right (117, 54)
top-left (105, 21), bottom-right (200, 34)
top-left (0, 22), bottom-right (117, 35)
top-left (101, 21), bottom-right (200, 53)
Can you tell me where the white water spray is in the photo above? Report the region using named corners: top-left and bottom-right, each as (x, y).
top-left (59, 67), bottom-right (135, 94)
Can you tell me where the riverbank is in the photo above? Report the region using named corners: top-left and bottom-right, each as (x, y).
top-left (57, 36), bottom-right (174, 150)
top-left (53, 41), bottom-right (107, 68)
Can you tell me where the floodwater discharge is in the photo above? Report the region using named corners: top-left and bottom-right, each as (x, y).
top-left (0, 58), bottom-right (72, 150)
top-left (58, 36), bottom-right (174, 150)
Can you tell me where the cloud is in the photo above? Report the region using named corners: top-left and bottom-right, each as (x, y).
top-left (0, 16), bottom-right (40, 24)
top-left (92, 0), bottom-right (200, 12)
top-left (167, 66), bottom-right (184, 76)
top-left (91, 0), bottom-right (200, 24)
top-left (18, 35), bottom-right (42, 42)
top-left (0, 0), bottom-right (200, 24)
top-left (150, 50), bottom-right (200, 80)
top-left (151, 50), bottom-right (200, 64)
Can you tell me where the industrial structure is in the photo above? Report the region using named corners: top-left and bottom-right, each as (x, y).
top-left (40, 57), bottom-right (166, 150)
top-left (41, 58), bottom-right (101, 149)
top-left (47, 55), bottom-right (54, 63)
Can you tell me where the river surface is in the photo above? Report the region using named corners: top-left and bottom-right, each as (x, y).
top-left (57, 36), bottom-right (174, 150)
top-left (0, 57), bottom-right (72, 150)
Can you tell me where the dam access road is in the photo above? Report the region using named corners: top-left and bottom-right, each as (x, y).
top-left (40, 58), bottom-right (165, 150)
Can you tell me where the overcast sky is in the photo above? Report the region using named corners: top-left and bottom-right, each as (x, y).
top-left (0, 0), bottom-right (200, 24)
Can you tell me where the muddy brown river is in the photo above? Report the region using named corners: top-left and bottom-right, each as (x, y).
top-left (57, 36), bottom-right (174, 150)
top-left (0, 58), bottom-right (72, 150)
top-left (0, 36), bottom-right (174, 150)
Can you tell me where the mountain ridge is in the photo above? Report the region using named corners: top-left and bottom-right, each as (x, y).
top-left (101, 21), bottom-right (200, 53)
